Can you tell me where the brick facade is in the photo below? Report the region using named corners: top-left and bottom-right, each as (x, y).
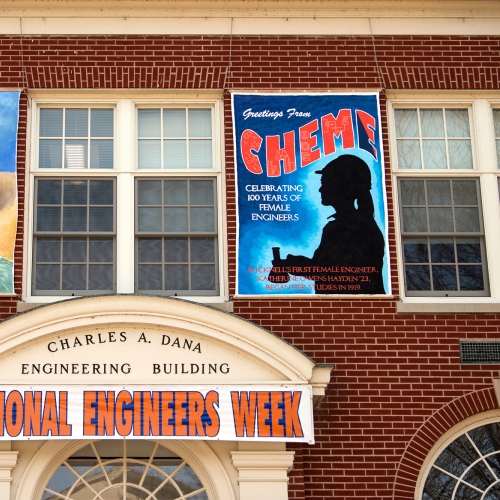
top-left (2, 34), bottom-right (500, 499)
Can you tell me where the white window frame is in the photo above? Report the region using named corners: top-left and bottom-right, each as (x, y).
top-left (23, 91), bottom-right (228, 305)
top-left (388, 92), bottom-right (500, 310)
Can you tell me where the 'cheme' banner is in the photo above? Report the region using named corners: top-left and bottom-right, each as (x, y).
top-left (0, 386), bottom-right (313, 442)
top-left (232, 93), bottom-right (390, 296)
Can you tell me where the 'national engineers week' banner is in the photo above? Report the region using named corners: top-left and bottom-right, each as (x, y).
top-left (0, 386), bottom-right (313, 442)
top-left (232, 93), bottom-right (390, 296)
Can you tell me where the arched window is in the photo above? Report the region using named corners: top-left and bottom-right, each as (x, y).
top-left (423, 421), bottom-right (500, 499)
top-left (42, 440), bottom-right (208, 500)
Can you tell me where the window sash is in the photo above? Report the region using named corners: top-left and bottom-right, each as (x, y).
top-left (134, 177), bottom-right (219, 295)
top-left (398, 178), bottom-right (489, 297)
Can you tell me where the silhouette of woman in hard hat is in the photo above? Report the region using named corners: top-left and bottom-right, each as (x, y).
top-left (271, 154), bottom-right (385, 294)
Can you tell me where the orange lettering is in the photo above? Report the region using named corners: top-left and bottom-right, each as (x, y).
top-left (270, 392), bottom-right (285, 437)
top-left (284, 392), bottom-right (303, 438)
top-left (97, 391), bottom-right (115, 436)
top-left (161, 392), bottom-right (174, 436)
top-left (204, 391), bottom-right (220, 438)
top-left (143, 392), bottom-right (160, 436)
top-left (231, 392), bottom-right (257, 438)
top-left (115, 390), bottom-right (133, 437)
top-left (24, 391), bottom-right (42, 436)
top-left (175, 392), bottom-right (188, 436)
top-left (188, 392), bottom-right (206, 437)
top-left (257, 392), bottom-right (271, 437)
top-left (5, 392), bottom-right (23, 437)
top-left (41, 391), bottom-right (59, 436)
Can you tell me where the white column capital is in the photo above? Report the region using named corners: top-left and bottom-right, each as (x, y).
top-left (231, 450), bottom-right (295, 499)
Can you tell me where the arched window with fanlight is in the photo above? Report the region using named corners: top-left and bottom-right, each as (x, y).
top-left (42, 440), bottom-right (209, 500)
top-left (422, 421), bottom-right (500, 500)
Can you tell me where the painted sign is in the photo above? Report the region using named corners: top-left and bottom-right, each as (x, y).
top-left (0, 92), bottom-right (20, 294)
top-left (232, 93), bottom-right (389, 296)
top-left (0, 385), bottom-right (313, 442)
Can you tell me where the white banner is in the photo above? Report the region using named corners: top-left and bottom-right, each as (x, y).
top-left (0, 385), bottom-right (314, 443)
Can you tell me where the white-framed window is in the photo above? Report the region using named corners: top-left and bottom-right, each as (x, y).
top-left (25, 94), bottom-right (226, 303)
top-left (389, 96), bottom-right (500, 301)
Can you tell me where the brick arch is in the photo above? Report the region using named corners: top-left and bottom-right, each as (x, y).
top-left (393, 387), bottom-right (499, 500)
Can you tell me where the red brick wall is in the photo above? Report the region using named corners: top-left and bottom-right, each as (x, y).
top-left (1, 35), bottom-right (500, 499)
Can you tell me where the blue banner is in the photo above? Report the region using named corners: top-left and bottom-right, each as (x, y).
top-left (0, 91), bottom-right (20, 294)
top-left (232, 93), bottom-right (390, 296)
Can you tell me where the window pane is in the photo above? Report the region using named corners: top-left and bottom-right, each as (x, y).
top-left (446, 109), bottom-right (470, 138)
top-left (138, 140), bottom-right (161, 169)
top-left (453, 180), bottom-right (478, 205)
top-left (456, 238), bottom-right (481, 263)
top-left (63, 238), bottom-right (87, 262)
top-left (190, 180), bottom-right (214, 205)
top-left (191, 238), bottom-right (215, 262)
top-left (138, 207), bottom-right (162, 232)
top-left (164, 238), bottom-right (188, 262)
top-left (138, 265), bottom-right (163, 290)
top-left (37, 207), bottom-right (61, 231)
top-left (455, 207), bottom-right (480, 232)
top-left (189, 140), bottom-right (212, 169)
top-left (427, 180), bottom-right (452, 206)
top-left (188, 109), bottom-right (212, 137)
top-left (90, 140), bottom-right (113, 169)
top-left (90, 180), bottom-right (114, 205)
top-left (138, 238), bottom-right (162, 262)
top-left (45, 465), bottom-right (78, 495)
top-left (90, 109), bottom-right (113, 137)
top-left (430, 239), bottom-right (455, 263)
top-left (448, 140), bottom-right (473, 169)
top-left (164, 109), bottom-right (186, 137)
top-left (400, 180), bottom-right (425, 205)
top-left (164, 180), bottom-right (188, 205)
top-left (39, 140), bottom-right (63, 169)
top-left (63, 207), bottom-right (87, 232)
top-left (422, 140), bottom-right (446, 169)
top-left (420, 109), bottom-right (445, 137)
top-left (432, 265), bottom-right (457, 291)
top-left (164, 208), bottom-right (189, 232)
top-left (89, 239), bottom-right (113, 262)
top-left (403, 238), bottom-right (428, 263)
top-left (127, 464), bottom-right (146, 485)
top-left (458, 266), bottom-right (484, 291)
top-left (190, 208), bottom-right (214, 232)
top-left (65, 109), bottom-right (88, 137)
top-left (89, 207), bottom-right (113, 232)
top-left (37, 238), bottom-right (61, 262)
top-left (40, 109), bottom-right (63, 137)
top-left (38, 180), bottom-right (62, 204)
top-left (402, 207), bottom-right (427, 232)
top-left (191, 265), bottom-right (216, 290)
top-left (164, 265), bottom-right (189, 289)
top-left (138, 180), bottom-right (162, 206)
top-left (36, 264), bottom-right (60, 290)
top-left (64, 181), bottom-right (87, 205)
top-left (395, 109), bottom-right (419, 138)
top-left (65, 139), bottom-right (88, 169)
top-left (428, 207), bottom-right (454, 232)
top-left (396, 140), bottom-right (421, 169)
top-left (164, 140), bottom-right (187, 169)
top-left (154, 481), bottom-right (180, 499)
top-left (138, 109), bottom-right (161, 137)
top-left (172, 464), bottom-right (204, 494)
top-left (62, 264), bottom-right (87, 290)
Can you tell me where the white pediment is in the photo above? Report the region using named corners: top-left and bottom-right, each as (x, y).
top-left (0, 296), bottom-right (329, 390)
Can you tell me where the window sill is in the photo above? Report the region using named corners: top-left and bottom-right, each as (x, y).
top-left (396, 300), bottom-right (500, 314)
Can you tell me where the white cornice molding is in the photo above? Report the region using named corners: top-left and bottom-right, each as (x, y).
top-left (0, 1), bottom-right (497, 35)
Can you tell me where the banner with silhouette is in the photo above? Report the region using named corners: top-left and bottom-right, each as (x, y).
top-left (232, 92), bottom-right (390, 296)
top-left (0, 92), bottom-right (20, 294)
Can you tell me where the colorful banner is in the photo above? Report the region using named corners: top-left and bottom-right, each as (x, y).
top-left (232, 93), bottom-right (389, 296)
top-left (0, 385), bottom-right (314, 442)
top-left (0, 92), bottom-right (20, 294)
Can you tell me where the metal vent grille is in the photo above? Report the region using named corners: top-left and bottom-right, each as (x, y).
top-left (460, 341), bottom-right (500, 364)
